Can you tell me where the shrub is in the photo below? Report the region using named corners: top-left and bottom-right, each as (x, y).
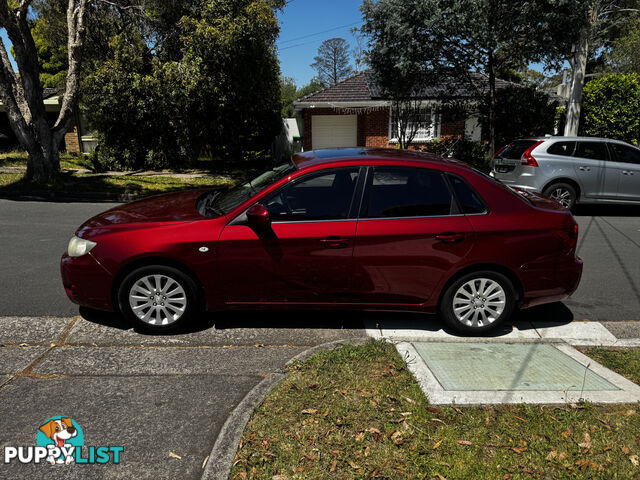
top-left (418, 137), bottom-right (489, 172)
top-left (582, 73), bottom-right (640, 145)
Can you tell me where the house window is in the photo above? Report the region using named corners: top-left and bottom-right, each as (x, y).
top-left (389, 107), bottom-right (440, 143)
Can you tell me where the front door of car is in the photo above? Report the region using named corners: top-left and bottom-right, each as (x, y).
top-left (351, 166), bottom-right (474, 304)
top-left (608, 142), bottom-right (640, 202)
top-left (572, 141), bottom-right (616, 199)
top-left (217, 167), bottom-right (363, 304)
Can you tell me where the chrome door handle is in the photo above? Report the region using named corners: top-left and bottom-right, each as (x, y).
top-left (578, 166), bottom-right (591, 171)
top-left (623, 171), bottom-right (635, 175)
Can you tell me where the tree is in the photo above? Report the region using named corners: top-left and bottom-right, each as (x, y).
top-left (582, 73), bottom-right (640, 143)
top-left (362, 0), bottom-right (585, 157)
top-left (390, 99), bottom-right (433, 149)
top-left (0, 0), bottom-right (96, 182)
top-left (280, 76), bottom-right (297, 117)
top-left (483, 85), bottom-right (559, 149)
top-left (605, 18), bottom-right (640, 73)
top-left (84, 0), bottom-right (284, 169)
top-left (310, 37), bottom-right (353, 86)
top-left (564, 1), bottom-right (640, 136)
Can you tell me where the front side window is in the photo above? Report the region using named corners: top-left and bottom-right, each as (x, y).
top-left (611, 143), bottom-right (640, 165)
top-left (263, 168), bottom-right (360, 222)
top-left (575, 142), bottom-right (608, 161)
top-left (363, 167), bottom-right (454, 218)
top-left (209, 161), bottom-right (295, 215)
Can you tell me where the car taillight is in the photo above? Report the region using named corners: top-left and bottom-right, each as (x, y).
top-left (494, 143), bottom-right (511, 159)
top-left (556, 223), bottom-right (579, 252)
top-left (521, 141), bottom-right (543, 166)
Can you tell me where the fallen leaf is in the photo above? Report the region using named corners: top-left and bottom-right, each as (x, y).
top-left (546, 451), bottom-right (557, 461)
top-left (391, 431), bottom-right (403, 445)
top-left (578, 432), bottom-right (592, 450)
top-left (404, 396), bottom-right (416, 404)
top-left (623, 447), bottom-right (631, 454)
top-left (575, 459), bottom-right (589, 469)
top-left (514, 415), bottom-right (526, 422)
top-left (434, 474), bottom-right (446, 480)
top-left (355, 432), bottom-right (364, 442)
top-left (503, 475), bottom-right (512, 480)
top-left (558, 452), bottom-right (567, 460)
top-left (254, 343), bottom-right (264, 347)
top-left (630, 455), bottom-right (639, 467)
top-left (427, 406), bottom-right (441, 414)
top-left (511, 447), bottom-right (527, 454)
top-left (202, 456), bottom-right (209, 469)
top-left (364, 446), bottom-right (370, 457)
top-left (453, 407), bottom-right (464, 415)
top-left (336, 419), bottom-right (342, 426)
top-left (569, 403), bottom-right (584, 409)
top-left (603, 446), bottom-right (612, 452)
top-left (348, 460), bottom-right (360, 469)
top-left (431, 418), bottom-right (446, 425)
top-left (457, 440), bottom-right (472, 446)
top-left (301, 409), bottom-right (317, 415)
top-left (330, 458), bottom-right (337, 472)
top-left (561, 429), bottom-right (573, 438)
top-left (437, 461), bottom-right (450, 467)
top-left (272, 475), bottom-right (288, 480)
top-left (168, 452), bottom-right (182, 460)
top-left (433, 440), bottom-right (443, 449)
top-left (366, 427), bottom-right (383, 441)
top-left (485, 416), bottom-right (490, 426)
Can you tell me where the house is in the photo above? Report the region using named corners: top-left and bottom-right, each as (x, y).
top-left (293, 70), bottom-right (514, 151)
top-left (0, 88), bottom-right (96, 154)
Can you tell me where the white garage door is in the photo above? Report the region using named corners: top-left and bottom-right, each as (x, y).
top-left (312, 115), bottom-right (357, 149)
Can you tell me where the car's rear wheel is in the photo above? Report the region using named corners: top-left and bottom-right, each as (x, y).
top-left (439, 271), bottom-right (516, 335)
top-left (118, 265), bottom-right (200, 333)
top-left (543, 182), bottom-right (577, 209)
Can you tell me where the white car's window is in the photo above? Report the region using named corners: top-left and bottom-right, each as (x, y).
top-left (611, 143), bottom-right (640, 165)
top-left (575, 142), bottom-right (608, 161)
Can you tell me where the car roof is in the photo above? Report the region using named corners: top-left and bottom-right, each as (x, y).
top-left (516, 136), bottom-right (634, 144)
top-left (291, 147), bottom-right (465, 171)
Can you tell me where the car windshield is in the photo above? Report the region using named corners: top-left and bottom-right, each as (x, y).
top-left (201, 160), bottom-right (296, 217)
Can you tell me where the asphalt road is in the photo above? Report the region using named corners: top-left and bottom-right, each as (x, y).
top-left (0, 198), bottom-right (638, 322)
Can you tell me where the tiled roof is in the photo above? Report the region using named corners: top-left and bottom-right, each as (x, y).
top-left (43, 88), bottom-right (58, 100)
top-left (295, 70), bottom-right (518, 104)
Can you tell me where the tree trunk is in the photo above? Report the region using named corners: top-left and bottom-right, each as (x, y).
top-left (487, 51), bottom-right (496, 159)
top-left (564, 15), bottom-right (592, 136)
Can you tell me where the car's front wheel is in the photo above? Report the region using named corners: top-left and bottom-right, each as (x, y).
top-left (543, 182), bottom-right (577, 209)
top-left (439, 271), bottom-right (516, 335)
top-left (118, 265), bottom-right (200, 333)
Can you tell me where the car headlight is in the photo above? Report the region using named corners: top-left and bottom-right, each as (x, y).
top-left (67, 236), bottom-right (97, 257)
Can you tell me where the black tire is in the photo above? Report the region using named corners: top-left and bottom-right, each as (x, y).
top-left (439, 270), bottom-right (516, 335)
top-left (118, 265), bottom-right (200, 333)
top-left (542, 182), bottom-right (577, 210)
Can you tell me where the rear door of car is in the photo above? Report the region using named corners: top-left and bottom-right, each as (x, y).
top-left (608, 142), bottom-right (640, 202)
top-left (350, 165), bottom-right (474, 305)
top-left (572, 140), bottom-right (615, 199)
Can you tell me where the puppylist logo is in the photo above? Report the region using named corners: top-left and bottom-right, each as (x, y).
top-left (4, 416), bottom-right (123, 465)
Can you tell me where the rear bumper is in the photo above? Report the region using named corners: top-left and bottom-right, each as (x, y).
top-left (520, 256), bottom-right (583, 309)
top-left (60, 253), bottom-right (115, 311)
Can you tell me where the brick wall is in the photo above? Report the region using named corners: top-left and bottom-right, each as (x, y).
top-left (64, 122), bottom-right (81, 153)
top-left (301, 107), bottom-right (468, 151)
top-left (364, 109), bottom-right (389, 148)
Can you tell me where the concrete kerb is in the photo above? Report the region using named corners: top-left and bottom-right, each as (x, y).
top-left (200, 338), bottom-right (369, 480)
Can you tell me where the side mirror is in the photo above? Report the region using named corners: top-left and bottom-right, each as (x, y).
top-left (246, 204), bottom-right (271, 230)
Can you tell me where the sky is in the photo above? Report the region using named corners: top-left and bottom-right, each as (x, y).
top-left (276, 0), bottom-right (365, 87)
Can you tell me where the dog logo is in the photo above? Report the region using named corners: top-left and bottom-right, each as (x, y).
top-left (36, 416), bottom-right (84, 465)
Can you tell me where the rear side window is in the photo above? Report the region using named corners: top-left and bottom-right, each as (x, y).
top-left (363, 167), bottom-right (454, 218)
top-left (575, 142), bottom-right (608, 160)
top-left (611, 143), bottom-right (640, 164)
top-left (547, 141), bottom-right (575, 156)
top-left (448, 175), bottom-right (487, 214)
top-left (497, 140), bottom-right (538, 159)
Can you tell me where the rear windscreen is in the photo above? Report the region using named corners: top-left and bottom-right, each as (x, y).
top-left (497, 140), bottom-right (538, 159)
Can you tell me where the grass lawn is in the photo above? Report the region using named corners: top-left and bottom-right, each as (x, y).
top-left (231, 341), bottom-right (640, 480)
top-left (0, 171), bottom-right (231, 197)
top-left (0, 151), bottom-right (93, 170)
top-left (582, 347), bottom-right (640, 386)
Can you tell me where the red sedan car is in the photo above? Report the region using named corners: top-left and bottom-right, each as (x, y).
top-left (61, 148), bottom-right (583, 334)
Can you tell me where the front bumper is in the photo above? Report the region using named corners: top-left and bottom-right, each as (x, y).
top-left (60, 253), bottom-right (115, 311)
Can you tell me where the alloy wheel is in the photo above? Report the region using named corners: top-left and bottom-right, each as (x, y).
top-left (128, 274), bottom-right (187, 326)
top-left (548, 187), bottom-right (573, 208)
top-left (452, 278), bottom-right (506, 328)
